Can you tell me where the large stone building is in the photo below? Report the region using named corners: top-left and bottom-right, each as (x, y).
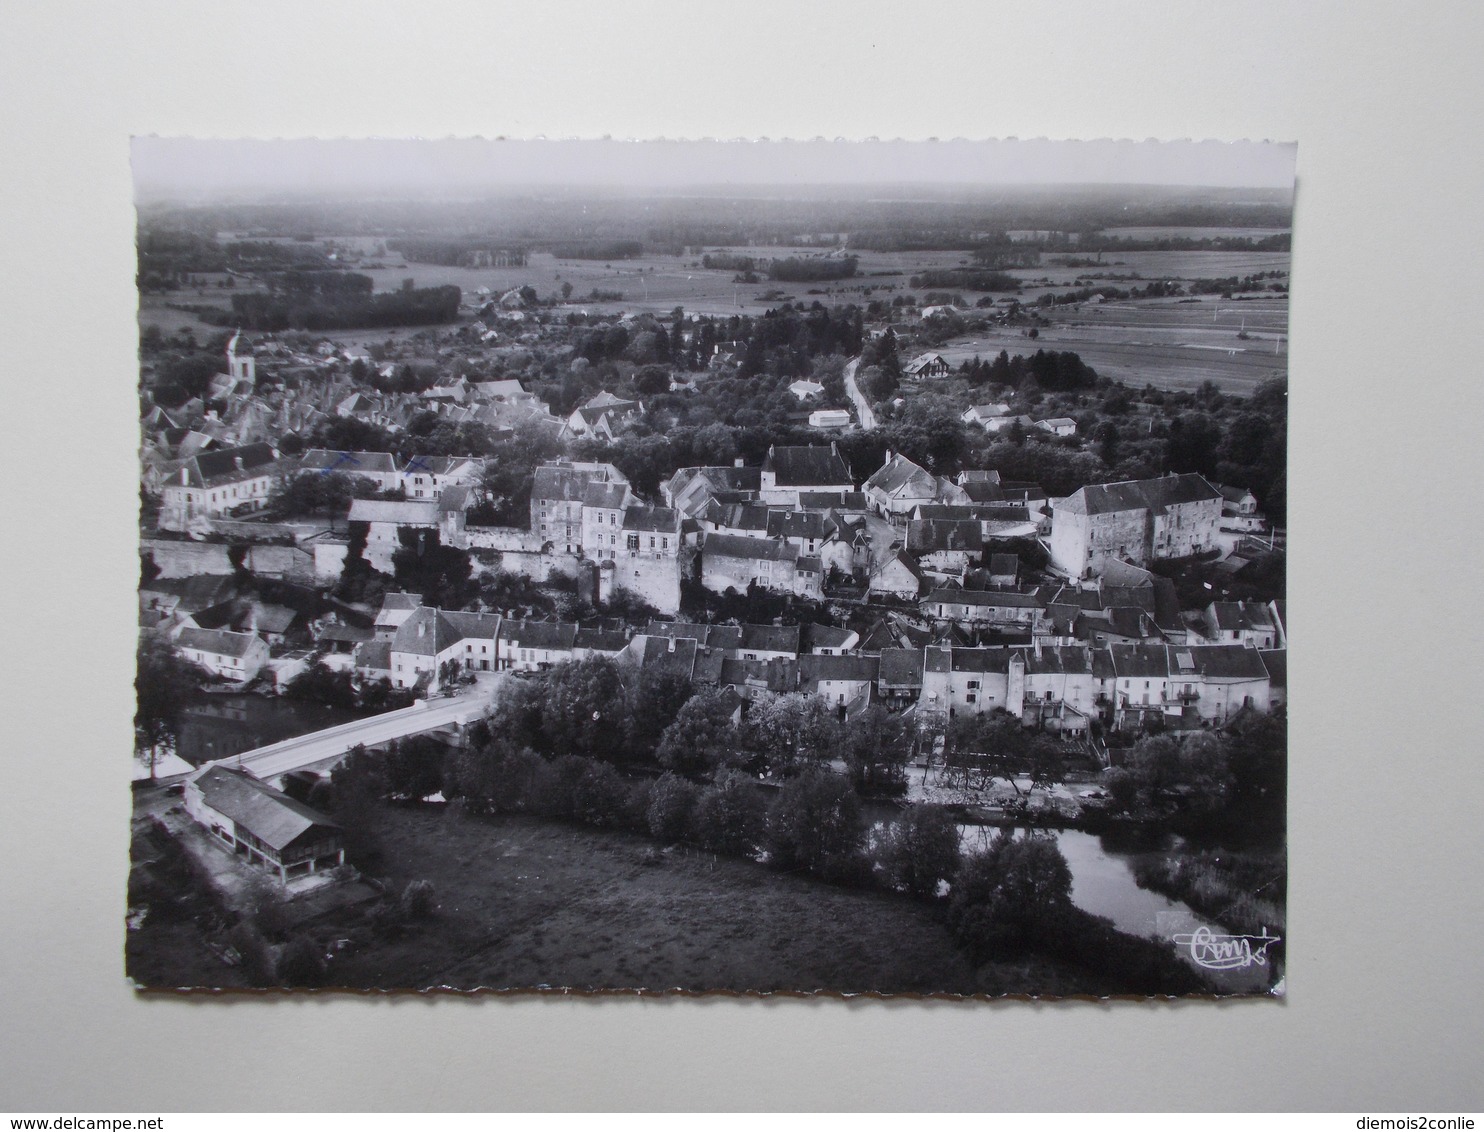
top-left (156, 442), bottom-right (281, 531)
top-left (1049, 473), bottom-right (1223, 579)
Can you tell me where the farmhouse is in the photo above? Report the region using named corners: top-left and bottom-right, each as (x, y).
top-left (185, 766), bottom-right (344, 883)
top-left (903, 353), bottom-right (950, 378)
top-left (864, 451), bottom-right (939, 521)
top-left (701, 533), bottom-right (807, 596)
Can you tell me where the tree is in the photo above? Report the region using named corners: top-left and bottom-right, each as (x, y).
top-left (840, 705), bottom-right (911, 796)
top-left (539, 657), bottom-right (629, 763)
top-left (625, 670), bottom-right (696, 761)
top-left (391, 526), bottom-right (474, 609)
top-left (765, 768), bottom-right (863, 874)
top-left (881, 804), bottom-right (962, 899)
top-left (742, 692), bottom-right (839, 774)
top-left (646, 772), bottom-right (699, 842)
top-left (272, 471), bottom-right (378, 522)
top-left (692, 772), bottom-right (766, 856)
top-left (948, 831), bottom-right (1074, 958)
top-left (385, 735), bottom-right (448, 800)
top-left (655, 688), bottom-right (742, 773)
top-left (134, 637), bottom-right (201, 776)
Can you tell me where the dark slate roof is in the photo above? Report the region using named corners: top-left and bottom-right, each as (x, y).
top-left (796, 490), bottom-right (868, 510)
top-left (299, 449), bottom-right (397, 476)
top-left (574, 627), bottom-right (630, 653)
top-left (499, 619), bottom-right (578, 652)
top-left (798, 653), bottom-right (879, 689)
top-left (634, 635), bottom-right (699, 679)
top-left (950, 647), bottom-right (1014, 674)
top-left (623, 505), bottom-right (680, 533)
top-left (877, 647), bottom-right (925, 688)
top-left (1182, 645), bottom-right (1271, 680)
top-left (354, 639), bottom-right (392, 671)
top-left (762, 444), bottom-right (852, 487)
top-left (177, 627), bottom-right (261, 658)
top-left (390, 607), bottom-right (464, 656)
top-left (437, 485), bottom-right (473, 512)
top-left (381, 592), bottom-right (423, 612)
top-left (147, 574), bottom-right (238, 614)
top-left (1023, 645), bottom-right (1093, 676)
top-left (907, 519), bottom-right (984, 554)
top-left (442, 610), bottom-right (501, 640)
top-left (801, 622), bottom-right (855, 651)
top-left (1061, 473), bottom-right (1221, 517)
top-left (864, 453), bottom-right (935, 497)
top-left (704, 533), bottom-right (797, 563)
top-left (583, 481), bottom-right (630, 510)
top-left (1259, 649), bottom-right (1287, 688)
top-left (923, 646), bottom-right (952, 673)
top-left (718, 657), bottom-right (797, 693)
top-left (927, 587), bottom-right (1043, 609)
top-left (531, 463), bottom-right (612, 504)
top-left (180, 443), bottom-right (279, 489)
top-left (767, 510), bottom-right (837, 541)
top-left (1110, 643), bottom-right (1171, 679)
top-left (739, 623), bottom-right (801, 654)
top-left (192, 766), bottom-right (339, 853)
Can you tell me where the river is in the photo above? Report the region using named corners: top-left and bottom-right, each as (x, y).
top-left (175, 693), bottom-right (367, 765)
top-left (956, 822), bottom-right (1282, 995)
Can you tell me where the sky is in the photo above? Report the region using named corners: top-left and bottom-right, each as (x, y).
top-left (132, 137), bottom-right (1297, 200)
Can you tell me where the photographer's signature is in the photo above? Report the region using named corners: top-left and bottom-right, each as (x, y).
top-left (1172, 925), bottom-right (1282, 970)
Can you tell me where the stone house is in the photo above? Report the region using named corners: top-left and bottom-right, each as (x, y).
top-left (176, 627), bottom-right (270, 683)
top-left (758, 444), bottom-right (854, 506)
top-left (1049, 473), bottom-right (1224, 579)
top-left (157, 443), bottom-right (281, 532)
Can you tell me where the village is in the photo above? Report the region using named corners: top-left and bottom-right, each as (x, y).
top-left (131, 211), bottom-right (1289, 995)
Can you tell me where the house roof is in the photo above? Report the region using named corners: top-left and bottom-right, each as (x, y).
top-left (718, 657), bottom-right (797, 694)
top-left (354, 639), bottom-right (393, 671)
top-left (1023, 645), bottom-right (1093, 676)
top-left (299, 449), bottom-right (398, 476)
top-left (877, 647), bottom-right (925, 687)
top-left (800, 622), bottom-right (855, 651)
top-left (950, 647), bottom-right (1014, 674)
top-left (762, 444), bottom-right (853, 488)
top-left (192, 766), bottom-right (339, 853)
top-left (1182, 644), bottom-right (1271, 680)
top-left (623, 505), bottom-right (680, 533)
top-left (1259, 649), bottom-right (1287, 688)
top-left (766, 510), bottom-right (836, 541)
top-left (1060, 473), bottom-right (1222, 517)
top-left (795, 490), bottom-right (869, 511)
top-left (864, 452), bottom-right (936, 499)
top-left (704, 533), bottom-right (798, 563)
top-left (583, 481), bottom-right (630, 510)
top-left (177, 627), bottom-right (261, 659)
top-left (173, 443), bottom-right (279, 489)
top-left (381, 592), bottom-right (423, 612)
top-left (247, 603), bottom-right (297, 635)
top-left (1110, 643), bottom-right (1171, 679)
top-left (499, 619), bottom-right (578, 652)
top-left (739, 623), bottom-right (801, 654)
top-left (390, 607), bottom-right (465, 656)
top-left (574, 627), bottom-right (631, 653)
top-left (907, 519), bottom-right (984, 554)
top-left (531, 462), bottom-right (625, 504)
top-left (798, 653), bottom-right (879, 688)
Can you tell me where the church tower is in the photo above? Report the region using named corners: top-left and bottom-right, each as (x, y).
top-left (226, 330), bottom-right (256, 385)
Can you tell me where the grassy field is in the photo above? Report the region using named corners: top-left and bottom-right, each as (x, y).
top-left (303, 805), bottom-right (1116, 996)
top-left (138, 241), bottom-right (1289, 395)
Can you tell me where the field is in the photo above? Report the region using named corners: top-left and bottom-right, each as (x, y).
top-left (939, 293), bottom-right (1289, 395)
top-left (300, 805), bottom-right (1111, 996)
top-left (139, 242), bottom-right (1289, 395)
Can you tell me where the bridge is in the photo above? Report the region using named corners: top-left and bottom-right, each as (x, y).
top-left (200, 674), bottom-right (504, 783)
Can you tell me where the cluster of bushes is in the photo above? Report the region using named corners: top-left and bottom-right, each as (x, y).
top-left (551, 240), bottom-right (644, 260)
top-left (283, 661), bottom-right (416, 715)
top-left (767, 256), bottom-right (858, 282)
top-left (908, 269), bottom-right (1021, 292)
top-left (1133, 849), bottom-right (1286, 940)
top-left (217, 283), bottom-right (462, 331)
top-left (391, 239), bottom-right (527, 267)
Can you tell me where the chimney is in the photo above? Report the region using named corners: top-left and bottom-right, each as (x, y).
top-left (667, 637), bottom-right (676, 653)
top-left (234, 455), bottom-right (244, 471)
top-left (734, 457), bottom-right (744, 468)
top-left (180, 467), bottom-right (189, 485)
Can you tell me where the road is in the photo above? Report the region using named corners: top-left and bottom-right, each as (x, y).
top-left (204, 674), bottom-right (504, 781)
top-left (843, 356), bottom-right (877, 430)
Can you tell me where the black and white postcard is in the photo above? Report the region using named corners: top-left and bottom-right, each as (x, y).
top-left (129, 137), bottom-right (1292, 997)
